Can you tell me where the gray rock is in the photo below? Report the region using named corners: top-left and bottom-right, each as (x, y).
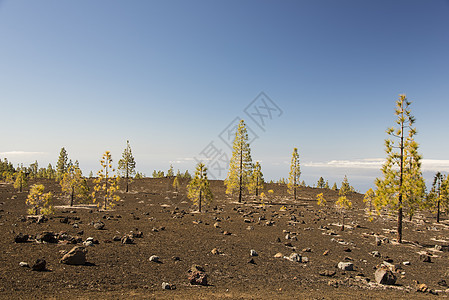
top-left (19, 262), bottom-right (29, 268)
top-left (250, 249), bottom-right (258, 257)
top-left (374, 267), bottom-right (397, 285)
top-left (162, 282), bottom-right (175, 290)
top-left (375, 236), bottom-right (382, 246)
top-left (337, 262), bottom-right (354, 271)
top-left (121, 235), bottom-right (134, 244)
top-left (32, 259), bottom-right (47, 271)
top-left (149, 255), bottom-right (160, 263)
top-left (403, 261), bottom-right (411, 266)
top-left (93, 221), bottom-right (105, 230)
top-left (370, 251), bottom-right (381, 257)
top-left (285, 253), bottom-right (302, 262)
top-left (60, 246), bottom-right (87, 265)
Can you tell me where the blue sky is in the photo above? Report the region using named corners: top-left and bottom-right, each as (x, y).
top-left (1, 0), bottom-right (448, 192)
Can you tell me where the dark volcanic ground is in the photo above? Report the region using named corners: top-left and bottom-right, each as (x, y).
top-left (0, 178), bottom-right (448, 299)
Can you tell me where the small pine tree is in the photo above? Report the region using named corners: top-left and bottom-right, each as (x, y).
top-left (89, 171), bottom-right (94, 178)
top-left (14, 169), bottom-right (28, 192)
top-left (60, 165), bottom-right (84, 206)
top-left (225, 119), bottom-right (253, 202)
top-left (167, 164), bottom-right (174, 178)
top-left (317, 177), bottom-right (325, 189)
top-left (135, 172), bottom-right (144, 179)
top-left (331, 182), bottom-right (338, 190)
top-left (287, 148), bottom-right (301, 199)
top-left (92, 151), bottom-right (120, 210)
top-left (26, 184), bottom-right (53, 215)
top-left (364, 188), bottom-right (375, 218)
top-left (324, 181), bottom-right (329, 189)
top-left (173, 176), bottom-right (180, 194)
top-left (316, 193), bottom-right (326, 207)
top-left (118, 140), bottom-right (136, 193)
top-left (188, 163), bottom-right (213, 212)
top-left (249, 161), bottom-right (264, 198)
top-left (336, 176), bottom-right (352, 231)
top-left (56, 147), bottom-right (69, 181)
top-left (427, 172), bottom-right (449, 223)
top-left (183, 170), bottom-right (192, 180)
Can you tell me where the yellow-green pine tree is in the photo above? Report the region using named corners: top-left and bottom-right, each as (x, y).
top-left (93, 151), bottom-right (120, 210)
top-left (316, 193), bottom-right (326, 207)
top-left (26, 184), bottom-right (53, 215)
top-left (56, 147), bottom-right (69, 181)
top-left (225, 120), bottom-right (253, 203)
top-left (374, 94), bottom-right (424, 243)
top-left (188, 162), bottom-right (213, 212)
top-left (14, 169), bottom-right (28, 192)
top-left (60, 165), bottom-right (84, 206)
top-left (336, 175), bottom-right (352, 231)
top-left (363, 188), bottom-right (375, 217)
top-left (118, 140), bottom-right (136, 193)
top-left (317, 177), bottom-right (325, 189)
top-left (427, 172), bottom-right (449, 223)
top-left (249, 161), bottom-right (264, 198)
top-left (287, 147), bottom-right (301, 200)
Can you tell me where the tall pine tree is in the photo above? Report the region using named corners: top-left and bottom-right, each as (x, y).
top-left (249, 161), bottom-right (264, 198)
top-left (225, 120), bottom-right (253, 203)
top-left (188, 162), bottom-right (213, 212)
top-left (287, 147), bottom-right (301, 200)
top-left (118, 140), bottom-right (136, 193)
top-left (56, 147), bottom-right (69, 181)
top-left (374, 94), bottom-right (424, 243)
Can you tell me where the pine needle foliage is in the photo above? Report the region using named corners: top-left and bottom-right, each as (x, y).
top-left (427, 172), bottom-right (449, 223)
top-left (188, 163), bottom-right (213, 212)
top-left (336, 175), bottom-right (352, 231)
top-left (249, 161), bottom-right (264, 197)
top-left (14, 169), bottom-right (28, 192)
top-left (225, 119), bottom-right (253, 202)
top-left (26, 184), bottom-right (53, 215)
top-left (93, 151), bottom-right (120, 210)
top-left (60, 165), bottom-right (89, 206)
top-left (316, 193), bottom-right (326, 207)
top-left (374, 94), bottom-right (425, 243)
top-left (287, 147), bottom-right (301, 200)
top-left (56, 147), bottom-right (69, 181)
top-left (118, 140), bottom-right (136, 193)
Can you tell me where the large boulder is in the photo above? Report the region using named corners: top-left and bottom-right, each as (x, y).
top-left (36, 231), bottom-right (58, 243)
top-left (188, 265), bottom-right (208, 286)
top-left (60, 246), bottom-right (87, 265)
top-left (374, 267), bottom-right (397, 285)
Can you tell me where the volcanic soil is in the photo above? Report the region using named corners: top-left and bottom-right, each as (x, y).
top-left (0, 178), bottom-right (448, 299)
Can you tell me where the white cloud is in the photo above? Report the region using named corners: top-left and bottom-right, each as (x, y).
top-left (304, 158), bottom-right (449, 172)
top-left (0, 151), bottom-right (46, 156)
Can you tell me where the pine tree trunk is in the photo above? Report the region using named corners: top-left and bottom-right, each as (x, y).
top-left (397, 111), bottom-right (405, 244)
top-left (70, 185), bottom-right (74, 206)
top-left (239, 148), bottom-right (243, 203)
top-left (199, 190), bottom-right (202, 212)
top-left (126, 175), bottom-right (129, 193)
top-left (437, 198), bottom-right (440, 223)
top-left (341, 212), bottom-right (345, 231)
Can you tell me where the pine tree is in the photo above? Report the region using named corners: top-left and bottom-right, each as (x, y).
top-left (14, 169), bottom-right (28, 192)
top-left (324, 181), bottom-right (329, 189)
top-left (336, 175), bottom-right (352, 231)
top-left (118, 140), bottom-right (136, 193)
top-left (331, 182), bottom-right (338, 190)
top-left (249, 161), bottom-right (264, 198)
top-left (316, 193), bottom-right (326, 207)
top-left (167, 164), bottom-right (174, 178)
top-left (60, 165), bottom-right (84, 206)
top-left (46, 163), bottom-right (56, 179)
top-left (225, 119), bottom-right (253, 203)
top-left (92, 151), bottom-right (120, 210)
top-left (287, 147), bottom-right (301, 200)
top-left (188, 163), bottom-right (213, 212)
top-left (427, 172), bottom-right (449, 223)
top-left (56, 147), bottom-right (69, 181)
top-left (364, 188), bottom-right (375, 217)
top-left (374, 94), bottom-right (424, 243)
top-left (26, 184), bottom-right (53, 215)
top-left (317, 177), bottom-right (325, 189)
top-left (29, 160), bottom-right (38, 178)
top-left (173, 176), bottom-right (180, 195)
top-left (89, 171), bottom-right (94, 178)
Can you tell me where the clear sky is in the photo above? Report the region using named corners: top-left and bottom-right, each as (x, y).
top-left (1, 0), bottom-right (448, 192)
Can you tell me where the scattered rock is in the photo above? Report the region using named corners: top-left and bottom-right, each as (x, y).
top-left (374, 267), bottom-right (397, 285)
top-left (438, 279), bottom-right (448, 287)
top-left (93, 221), bottom-right (105, 230)
top-left (248, 258), bottom-right (256, 264)
top-left (302, 248), bottom-right (312, 253)
top-left (213, 222), bottom-right (220, 228)
top-left (370, 251), bottom-right (381, 257)
top-left (60, 246), bottom-right (87, 265)
top-left (211, 248), bottom-right (221, 255)
top-left (403, 261), bottom-right (411, 266)
top-left (285, 253), bottom-right (302, 263)
top-left (113, 236), bottom-right (122, 242)
top-left (121, 235), bottom-right (134, 244)
top-left (274, 252), bottom-right (283, 258)
top-left (375, 236), bottom-right (382, 246)
top-left (31, 259), bottom-right (47, 271)
top-left (162, 282), bottom-right (176, 290)
top-left (188, 265), bottom-right (208, 286)
top-left (19, 262), bottom-right (29, 268)
top-left (420, 254), bottom-right (432, 263)
top-left (149, 255), bottom-right (160, 263)
top-left (250, 249), bottom-right (258, 257)
top-left (323, 250), bottom-right (330, 256)
top-left (14, 233), bottom-right (29, 243)
top-left (223, 231), bottom-right (231, 235)
top-left (36, 231), bottom-right (58, 244)
top-left (337, 262), bottom-right (354, 271)
top-left (319, 270), bottom-right (336, 277)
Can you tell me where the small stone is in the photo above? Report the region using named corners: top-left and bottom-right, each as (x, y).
top-left (223, 231), bottom-right (231, 235)
top-left (162, 282), bottom-right (175, 290)
top-left (416, 283), bottom-right (429, 293)
top-left (213, 222), bottom-right (220, 228)
top-left (250, 249), bottom-right (258, 257)
top-left (319, 270), bottom-right (336, 277)
top-left (302, 248), bottom-right (312, 253)
top-left (370, 251), bottom-right (381, 257)
top-left (285, 253), bottom-right (301, 262)
top-left (343, 247), bottom-right (352, 252)
top-left (274, 252), bottom-right (283, 258)
top-left (72, 223), bottom-right (79, 228)
top-left (211, 248), bottom-right (221, 255)
top-left (19, 262), bottom-right (29, 268)
top-left (60, 246), bottom-right (87, 265)
top-left (121, 235), bottom-right (134, 244)
top-left (403, 261), bottom-right (411, 266)
top-left (323, 250), bottom-right (330, 256)
top-left (14, 233), bottom-right (29, 243)
top-left (31, 259), bottom-right (47, 271)
top-left (374, 267), bottom-right (397, 285)
top-left (246, 226), bottom-right (254, 231)
top-left (113, 236), bottom-right (121, 241)
top-left (93, 221), bottom-right (105, 230)
top-left (248, 258), bottom-right (256, 264)
top-left (438, 279), bottom-right (448, 287)
top-left (375, 236), bottom-right (382, 246)
top-left (337, 262), bottom-right (354, 271)
top-left (149, 255), bottom-right (160, 263)
top-left (420, 254), bottom-right (432, 263)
